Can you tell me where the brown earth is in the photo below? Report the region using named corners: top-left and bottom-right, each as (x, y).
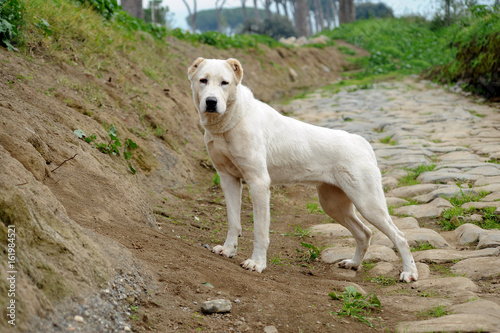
top-left (0, 33), bottom-right (413, 333)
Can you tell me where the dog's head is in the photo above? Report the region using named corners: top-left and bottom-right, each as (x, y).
top-left (187, 58), bottom-right (243, 116)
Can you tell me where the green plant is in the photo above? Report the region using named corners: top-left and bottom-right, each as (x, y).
top-left (417, 305), bottom-right (448, 319)
top-left (306, 201), bottom-right (324, 214)
top-left (370, 276), bottom-right (398, 286)
top-left (398, 164), bottom-right (436, 186)
top-left (299, 242), bottom-right (321, 261)
top-left (212, 172), bottom-right (220, 186)
top-left (411, 241), bottom-right (436, 252)
top-left (0, 0), bottom-right (24, 51)
top-left (379, 135), bottom-right (397, 145)
top-left (284, 225), bottom-right (312, 238)
top-left (75, 0), bottom-right (119, 20)
top-left (329, 286), bottom-right (381, 327)
top-left (74, 126), bottom-right (138, 174)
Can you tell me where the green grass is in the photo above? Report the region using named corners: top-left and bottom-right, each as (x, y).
top-left (379, 135), bottom-right (397, 146)
top-left (320, 17), bottom-right (457, 80)
top-left (411, 242), bottom-right (436, 252)
top-left (417, 305), bottom-right (448, 319)
top-left (398, 164), bottom-right (436, 186)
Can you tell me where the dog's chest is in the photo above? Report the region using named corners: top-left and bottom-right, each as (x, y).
top-left (206, 135), bottom-right (244, 179)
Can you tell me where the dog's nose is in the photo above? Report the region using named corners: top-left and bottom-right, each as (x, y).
top-left (205, 97), bottom-right (217, 112)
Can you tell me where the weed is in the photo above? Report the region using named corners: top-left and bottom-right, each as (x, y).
top-left (411, 241), bottom-right (436, 252)
top-left (298, 242), bottom-right (321, 261)
top-left (0, 0), bottom-right (23, 51)
top-left (417, 305), bottom-right (448, 319)
top-left (370, 276), bottom-right (398, 286)
top-left (74, 125), bottom-right (138, 174)
top-left (306, 201), bottom-right (324, 214)
top-left (270, 253), bottom-right (288, 265)
top-left (398, 164), bottom-right (436, 186)
top-left (284, 225), bottom-right (312, 238)
top-left (212, 172), bottom-right (220, 186)
top-left (329, 286), bottom-right (381, 327)
top-left (379, 135), bottom-right (397, 145)
top-left (362, 261), bottom-right (376, 270)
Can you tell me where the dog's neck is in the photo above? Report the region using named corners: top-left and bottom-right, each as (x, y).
top-left (200, 85), bottom-right (249, 134)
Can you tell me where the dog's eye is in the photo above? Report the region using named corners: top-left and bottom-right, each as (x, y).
top-left (200, 78), bottom-right (207, 84)
top-left (221, 81), bottom-right (229, 86)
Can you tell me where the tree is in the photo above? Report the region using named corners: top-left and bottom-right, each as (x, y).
top-left (215, 0), bottom-right (228, 32)
top-left (144, 1), bottom-right (173, 27)
top-left (253, 0), bottom-right (261, 22)
top-left (356, 2), bottom-right (393, 20)
top-left (182, 0), bottom-right (197, 32)
top-left (121, 0), bottom-right (144, 19)
top-left (295, 0), bottom-right (309, 36)
top-left (339, 0), bottom-right (355, 24)
top-left (240, 0), bottom-right (248, 20)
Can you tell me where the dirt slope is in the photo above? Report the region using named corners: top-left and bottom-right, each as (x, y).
top-left (0, 35), bottom-right (361, 332)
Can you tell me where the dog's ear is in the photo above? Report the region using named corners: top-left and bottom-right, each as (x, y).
top-left (188, 57), bottom-right (206, 81)
top-left (226, 58), bottom-right (243, 85)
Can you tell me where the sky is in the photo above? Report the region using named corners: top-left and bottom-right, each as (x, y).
top-left (157, 0), bottom-right (439, 30)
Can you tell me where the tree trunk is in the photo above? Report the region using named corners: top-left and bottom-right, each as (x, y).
top-left (295, 0), bottom-right (309, 36)
top-left (282, 0), bottom-right (290, 19)
top-left (182, 0), bottom-right (197, 32)
top-left (339, 0), bottom-right (355, 25)
top-left (253, 0), bottom-right (260, 23)
top-left (330, 0), bottom-right (338, 28)
top-left (121, 0), bottom-right (144, 19)
top-left (215, 0), bottom-right (227, 33)
top-left (264, 0), bottom-right (272, 20)
top-left (241, 0), bottom-right (247, 20)
top-left (314, 0), bottom-right (324, 32)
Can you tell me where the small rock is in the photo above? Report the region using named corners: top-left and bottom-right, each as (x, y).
top-left (451, 257), bottom-right (500, 280)
top-left (454, 223), bottom-right (485, 245)
top-left (396, 314), bottom-right (500, 333)
top-left (74, 315), bottom-right (84, 323)
top-left (386, 197), bottom-right (409, 207)
top-left (201, 299), bottom-right (232, 314)
top-left (264, 326), bottom-right (278, 333)
top-left (449, 299), bottom-right (500, 319)
top-left (477, 229), bottom-right (500, 249)
top-left (393, 197), bottom-right (453, 218)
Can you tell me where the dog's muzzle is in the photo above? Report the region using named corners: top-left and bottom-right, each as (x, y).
top-left (205, 97), bottom-right (218, 113)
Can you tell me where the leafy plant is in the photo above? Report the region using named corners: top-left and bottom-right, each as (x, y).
top-left (306, 201), bottom-right (324, 214)
top-left (329, 286), bottom-right (381, 327)
top-left (74, 126), bottom-right (138, 174)
top-left (75, 0), bottom-right (119, 20)
top-left (299, 242), bottom-right (321, 261)
top-left (370, 275), bottom-right (398, 286)
top-left (379, 135), bottom-right (397, 145)
top-left (0, 0), bottom-right (24, 51)
top-left (411, 241), bottom-right (436, 252)
top-left (212, 172), bottom-right (220, 186)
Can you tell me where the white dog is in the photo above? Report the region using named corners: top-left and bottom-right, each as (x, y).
top-left (188, 57), bottom-right (418, 282)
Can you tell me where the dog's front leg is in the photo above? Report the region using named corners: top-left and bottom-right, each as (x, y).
top-left (212, 172), bottom-right (242, 258)
top-left (241, 176), bottom-right (271, 273)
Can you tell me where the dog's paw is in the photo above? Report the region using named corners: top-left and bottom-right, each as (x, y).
top-left (338, 259), bottom-right (360, 270)
top-left (399, 270), bottom-right (418, 283)
top-left (212, 245), bottom-right (237, 258)
top-left (240, 259), bottom-right (266, 273)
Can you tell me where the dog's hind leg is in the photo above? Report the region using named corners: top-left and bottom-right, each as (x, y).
top-left (212, 172), bottom-right (242, 258)
top-left (338, 175), bottom-right (418, 282)
top-left (317, 183), bottom-right (372, 270)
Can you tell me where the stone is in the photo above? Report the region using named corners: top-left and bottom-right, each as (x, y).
top-left (483, 191), bottom-right (500, 201)
top-left (74, 315), bottom-right (84, 323)
top-left (417, 171), bottom-right (480, 184)
top-left (396, 314), bottom-right (500, 333)
top-left (386, 197), bottom-right (408, 207)
top-left (454, 223), bottom-right (485, 245)
top-left (411, 277), bottom-right (480, 296)
top-left (364, 245), bottom-right (398, 262)
top-left (393, 198), bottom-right (453, 218)
top-left (462, 201), bottom-right (500, 210)
top-left (372, 228), bottom-right (451, 249)
top-left (413, 186), bottom-right (477, 204)
top-left (369, 262), bottom-right (395, 276)
top-left (392, 216), bottom-right (420, 229)
top-left (264, 326), bottom-right (278, 333)
top-left (413, 248), bottom-right (499, 264)
top-left (201, 299), bottom-right (232, 314)
top-left (310, 224), bottom-right (351, 238)
top-left (450, 299), bottom-right (500, 319)
top-left (288, 68), bottom-right (298, 82)
top-left (381, 295), bottom-right (452, 313)
top-left (477, 229), bottom-right (500, 249)
top-left (416, 262), bottom-right (430, 280)
top-left (451, 257), bottom-right (500, 280)
top-left (387, 184), bottom-right (440, 198)
top-left (468, 166), bottom-right (500, 176)
top-left (320, 247), bottom-right (353, 264)
top-left (474, 175), bottom-right (500, 186)
top-left (382, 176), bottom-right (398, 191)
top-left (437, 151), bottom-right (480, 162)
